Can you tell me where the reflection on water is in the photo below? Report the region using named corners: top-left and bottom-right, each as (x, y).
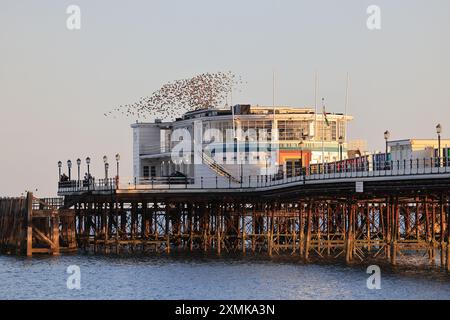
top-left (0, 253), bottom-right (449, 300)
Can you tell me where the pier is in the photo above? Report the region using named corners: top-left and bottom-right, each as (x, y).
top-left (52, 157), bottom-right (450, 270)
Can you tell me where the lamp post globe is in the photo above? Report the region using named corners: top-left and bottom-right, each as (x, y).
top-left (436, 123), bottom-right (442, 135)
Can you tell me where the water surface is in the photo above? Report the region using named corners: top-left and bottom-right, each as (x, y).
top-left (0, 254), bottom-right (449, 300)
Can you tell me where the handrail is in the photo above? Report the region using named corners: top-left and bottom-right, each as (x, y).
top-left (199, 149), bottom-right (241, 183)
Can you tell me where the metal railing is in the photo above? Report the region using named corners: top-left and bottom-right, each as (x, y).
top-left (58, 178), bottom-right (117, 193)
top-left (57, 157), bottom-right (450, 194)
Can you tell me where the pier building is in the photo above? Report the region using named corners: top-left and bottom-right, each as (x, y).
top-left (132, 105), bottom-right (353, 185)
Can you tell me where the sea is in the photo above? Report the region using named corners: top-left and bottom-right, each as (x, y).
top-left (0, 253), bottom-right (449, 300)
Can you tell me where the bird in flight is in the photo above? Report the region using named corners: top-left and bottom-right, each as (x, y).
top-left (108, 71), bottom-right (244, 121)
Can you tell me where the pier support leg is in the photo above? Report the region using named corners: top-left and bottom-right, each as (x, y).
top-left (26, 192), bottom-right (33, 257)
top-left (299, 204), bottom-right (304, 258)
top-left (304, 203), bottom-right (312, 261)
top-left (165, 203), bottom-right (171, 254)
top-left (268, 207), bottom-right (274, 257)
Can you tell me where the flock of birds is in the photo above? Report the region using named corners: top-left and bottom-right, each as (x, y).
top-left (106, 71), bottom-right (244, 121)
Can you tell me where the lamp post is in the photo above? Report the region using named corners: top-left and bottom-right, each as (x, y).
top-left (105, 163), bottom-right (109, 183)
top-left (86, 157), bottom-right (91, 176)
top-left (298, 139), bottom-right (304, 176)
top-left (338, 136), bottom-right (344, 162)
top-left (384, 130), bottom-right (390, 169)
top-left (115, 154), bottom-right (121, 180)
top-left (76, 158), bottom-right (81, 182)
top-left (58, 161), bottom-right (62, 181)
top-left (436, 124), bottom-right (442, 166)
top-left (103, 156), bottom-right (108, 180)
top-left (67, 160), bottom-right (72, 180)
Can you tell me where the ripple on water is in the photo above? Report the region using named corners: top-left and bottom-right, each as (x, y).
top-left (0, 254), bottom-right (449, 300)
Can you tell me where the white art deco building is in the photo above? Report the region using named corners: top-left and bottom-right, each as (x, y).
top-left (132, 104), bottom-right (352, 185)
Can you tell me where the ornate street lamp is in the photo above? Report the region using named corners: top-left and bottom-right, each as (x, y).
top-left (115, 154), bottom-right (121, 180)
top-left (436, 124), bottom-right (442, 163)
top-left (58, 161), bottom-right (62, 180)
top-left (298, 139), bottom-right (304, 175)
top-left (105, 162), bottom-right (109, 181)
top-left (384, 130), bottom-right (390, 169)
top-left (103, 155), bottom-right (108, 180)
top-left (338, 136), bottom-right (344, 162)
top-left (76, 158), bottom-right (81, 182)
top-left (86, 157), bottom-right (91, 176)
top-left (67, 160), bottom-right (72, 180)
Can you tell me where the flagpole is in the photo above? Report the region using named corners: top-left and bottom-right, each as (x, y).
top-left (344, 72), bottom-right (349, 143)
top-left (322, 98), bottom-right (325, 167)
top-left (273, 71), bottom-right (276, 136)
top-left (273, 69), bottom-right (276, 119)
top-left (272, 69), bottom-right (277, 173)
top-left (314, 71), bottom-right (318, 141)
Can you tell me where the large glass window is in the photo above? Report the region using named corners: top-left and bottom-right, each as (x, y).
top-left (278, 120), bottom-right (310, 141)
top-left (316, 120), bottom-right (338, 141)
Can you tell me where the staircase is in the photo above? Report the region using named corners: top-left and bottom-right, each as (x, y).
top-left (199, 150), bottom-right (241, 184)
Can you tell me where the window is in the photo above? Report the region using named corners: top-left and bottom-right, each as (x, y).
top-left (150, 166), bottom-right (156, 177)
top-left (278, 120), bottom-right (310, 141)
top-left (316, 120), bottom-right (337, 141)
top-left (143, 166), bottom-right (149, 178)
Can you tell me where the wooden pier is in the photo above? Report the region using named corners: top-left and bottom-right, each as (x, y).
top-left (0, 193), bottom-right (76, 256)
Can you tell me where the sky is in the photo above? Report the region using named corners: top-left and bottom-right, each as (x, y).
top-left (1, 0), bottom-right (449, 196)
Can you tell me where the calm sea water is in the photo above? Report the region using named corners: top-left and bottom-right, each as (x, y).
top-left (0, 254), bottom-right (449, 300)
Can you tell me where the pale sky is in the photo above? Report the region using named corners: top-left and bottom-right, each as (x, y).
top-left (1, 0), bottom-right (449, 196)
